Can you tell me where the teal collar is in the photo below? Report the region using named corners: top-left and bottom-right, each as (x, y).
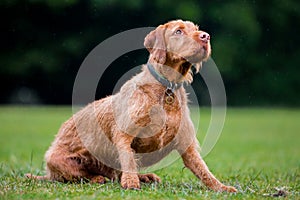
top-left (147, 63), bottom-right (183, 91)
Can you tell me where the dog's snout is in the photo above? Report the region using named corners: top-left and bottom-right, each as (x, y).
top-left (199, 32), bottom-right (210, 43)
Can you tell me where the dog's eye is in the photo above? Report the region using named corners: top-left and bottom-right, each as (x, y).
top-left (175, 29), bottom-right (183, 35)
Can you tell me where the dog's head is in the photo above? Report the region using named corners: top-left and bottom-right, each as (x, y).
top-left (144, 20), bottom-right (211, 81)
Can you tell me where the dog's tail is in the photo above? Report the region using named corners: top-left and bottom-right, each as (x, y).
top-left (25, 173), bottom-right (48, 180)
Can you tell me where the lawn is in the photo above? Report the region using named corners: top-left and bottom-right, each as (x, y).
top-left (0, 106), bottom-right (299, 199)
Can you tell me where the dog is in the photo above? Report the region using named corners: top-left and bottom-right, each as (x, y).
top-left (26, 19), bottom-right (237, 192)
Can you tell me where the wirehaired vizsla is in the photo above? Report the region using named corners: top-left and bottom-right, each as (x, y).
top-left (26, 19), bottom-right (237, 192)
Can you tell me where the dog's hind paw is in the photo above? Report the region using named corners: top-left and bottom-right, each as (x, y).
top-left (90, 175), bottom-right (106, 184)
top-left (25, 173), bottom-right (48, 180)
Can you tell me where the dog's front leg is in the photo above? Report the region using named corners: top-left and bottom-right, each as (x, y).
top-left (181, 144), bottom-right (237, 192)
top-left (114, 133), bottom-right (140, 190)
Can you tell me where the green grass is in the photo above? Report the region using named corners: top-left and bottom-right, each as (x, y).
top-left (0, 106), bottom-right (299, 199)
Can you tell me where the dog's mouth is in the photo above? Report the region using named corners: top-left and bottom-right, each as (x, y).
top-left (178, 61), bottom-right (193, 76)
top-left (172, 43), bottom-right (210, 63)
top-left (184, 47), bottom-right (210, 64)
top-left (184, 51), bottom-right (210, 65)
top-left (163, 42), bottom-right (211, 82)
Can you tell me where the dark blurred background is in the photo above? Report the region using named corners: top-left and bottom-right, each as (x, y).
top-left (1, 0), bottom-right (299, 106)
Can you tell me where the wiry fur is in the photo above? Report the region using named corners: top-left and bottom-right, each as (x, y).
top-left (26, 20), bottom-right (237, 192)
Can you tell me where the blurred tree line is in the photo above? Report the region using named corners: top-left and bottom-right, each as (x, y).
top-left (1, 0), bottom-right (299, 106)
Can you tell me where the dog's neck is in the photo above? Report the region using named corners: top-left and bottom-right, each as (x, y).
top-left (148, 59), bottom-right (193, 84)
top-left (147, 62), bottom-right (183, 91)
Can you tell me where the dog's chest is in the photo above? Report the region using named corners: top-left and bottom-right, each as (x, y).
top-left (131, 113), bottom-right (181, 153)
top-left (130, 86), bottom-right (183, 153)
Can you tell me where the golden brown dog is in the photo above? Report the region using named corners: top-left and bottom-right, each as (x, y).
top-left (26, 19), bottom-right (237, 192)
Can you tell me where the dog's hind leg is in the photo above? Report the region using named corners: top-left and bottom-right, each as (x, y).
top-left (26, 155), bottom-right (110, 184)
top-left (45, 151), bottom-right (93, 182)
top-left (45, 157), bottom-right (75, 182)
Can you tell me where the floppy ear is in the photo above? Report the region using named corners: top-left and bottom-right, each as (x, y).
top-left (144, 25), bottom-right (167, 64)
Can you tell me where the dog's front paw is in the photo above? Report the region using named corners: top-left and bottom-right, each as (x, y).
top-left (219, 185), bottom-right (238, 193)
top-left (121, 173), bottom-right (140, 190)
top-left (138, 173), bottom-right (161, 183)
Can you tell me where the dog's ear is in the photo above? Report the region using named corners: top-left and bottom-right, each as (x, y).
top-left (144, 25), bottom-right (167, 64)
top-left (193, 62), bottom-right (202, 73)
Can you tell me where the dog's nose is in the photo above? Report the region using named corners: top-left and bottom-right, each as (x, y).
top-left (199, 32), bottom-right (210, 43)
